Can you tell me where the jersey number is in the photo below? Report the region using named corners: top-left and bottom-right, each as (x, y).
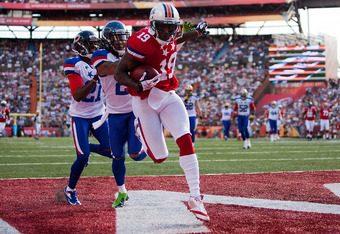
top-left (116, 83), bottom-right (128, 95)
top-left (82, 82), bottom-right (102, 102)
top-left (239, 104), bottom-right (248, 113)
top-left (137, 32), bottom-right (176, 80)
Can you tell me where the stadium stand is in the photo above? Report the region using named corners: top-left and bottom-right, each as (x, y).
top-left (0, 0), bottom-right (339, 138)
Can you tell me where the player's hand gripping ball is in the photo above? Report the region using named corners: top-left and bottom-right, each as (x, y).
top-left (130, 65), bottom-right (160, 91)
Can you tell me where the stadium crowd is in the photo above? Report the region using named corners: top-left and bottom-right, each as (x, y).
top-left (0, 34), bottom-right (339, 138)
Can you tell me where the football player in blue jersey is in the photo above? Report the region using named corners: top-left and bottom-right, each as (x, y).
top-left (63, 31), bottom-right (112, 205)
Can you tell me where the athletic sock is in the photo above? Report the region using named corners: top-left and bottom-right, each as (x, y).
top-left (112, 158), bottom-right (126, 186)
top-left (179, 154), bottom-right (200, 198)
top-left (118, 184), bottom-right (127, 194)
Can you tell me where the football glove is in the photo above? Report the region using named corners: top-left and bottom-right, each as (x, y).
top-left (138, 72), bottom-right (160, 91)
top-left (196, 21), bottom-right (209, 35)
top-left (183, 21), bottom-right (195, 33)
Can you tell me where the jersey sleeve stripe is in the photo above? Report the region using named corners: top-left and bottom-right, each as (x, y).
top-left (92, 56), bottom-right (107, 68)
top-left (127, 45), bottom-right (145, 60)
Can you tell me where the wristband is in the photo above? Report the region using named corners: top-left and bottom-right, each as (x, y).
top-left (137, 82), bottom-right (143, 92)
top-left (93, 75), bottom-right (99, 83)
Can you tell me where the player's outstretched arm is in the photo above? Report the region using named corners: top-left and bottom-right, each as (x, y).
top-left (177, 21), bottom-right (209, 44)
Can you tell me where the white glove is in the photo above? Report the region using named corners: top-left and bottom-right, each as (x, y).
top-left (196, 21), bottom-right (209, 35)
top-left (138, 72), bottom-right (160, 91)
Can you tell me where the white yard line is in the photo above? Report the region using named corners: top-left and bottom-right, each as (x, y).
top-left (0, 156), bottom-right (339, 166)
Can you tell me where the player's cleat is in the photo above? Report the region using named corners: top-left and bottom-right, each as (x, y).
top-left (64, 187), bottom-right (81, 205)
top-left (112, 192), bottom-right (129, 208)
top-left (188, 195), bottom-right (210, 221)
top-left (247, 139), bottom-right (251, 149)
top-left (243, 140), bottom-right (247, 149)
top-left (224, 135), bottom-right (228, 141)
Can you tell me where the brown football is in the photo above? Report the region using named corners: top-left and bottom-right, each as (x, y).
top-left (129, 65), bottom-right (159, 82)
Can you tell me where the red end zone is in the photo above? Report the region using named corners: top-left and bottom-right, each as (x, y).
top-left (0, 171), bottom-right (340, 233)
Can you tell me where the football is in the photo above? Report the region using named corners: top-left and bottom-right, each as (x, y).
top-left (129, 65), bottom-right (159, 82)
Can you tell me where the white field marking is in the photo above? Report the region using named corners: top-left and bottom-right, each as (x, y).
top-left (324, 183), bottom-right (340, 198)
top-left (203, 192), bottom-right (340, 214)
top-left (116, 190), bottom-right (340, 233)
top-left (1, 169), bottom-right (340, 180)
top-left (0, 219), bottom-right (20, 234)
top-left (201, 150), bottom-right (340, 155)
top-left (1, 149), bottom-right (339, 158)
top-left (116, 190), bottom-right (210, 234)
top-left (38, 146), bottom-right (74, 148)
top-left (0, 155), bottom-right (73, 158)
top-left (3, 149), bottom-right (72, 153)
top-left (0, 141), bottom-right (44, 144)
top-left (167, 145), bottom-right (340, 151)
top-left (0, 157), bottom-right (339, 166)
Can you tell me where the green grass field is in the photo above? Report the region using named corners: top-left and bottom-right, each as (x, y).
top-left (0, 137), bottom-right (339, 179)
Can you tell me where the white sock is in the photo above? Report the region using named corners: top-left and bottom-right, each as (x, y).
top-left (179, 154), bottom-right (200, 198)
top-left (66, 186), bottom-right (75, 192)
top-left (118, 184), bottom-right (127, 194)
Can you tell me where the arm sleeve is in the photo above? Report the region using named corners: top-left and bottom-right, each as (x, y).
top-left (67, 73), bottom-right (83, 95)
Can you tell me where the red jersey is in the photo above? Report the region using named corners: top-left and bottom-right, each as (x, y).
top-left (0, 107), bottom-right (10, 123)
top-left (278, 110), bottom-right (283, 120)
top-left (126, 27), bottom-right (179, 99)
top-left (304, 107), bottom-right (316, 120)
top-left (320, 107), bottom-right (330, 120)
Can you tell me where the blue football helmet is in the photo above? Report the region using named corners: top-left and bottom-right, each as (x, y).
top-left (101, 21), bottom-right (130, 56)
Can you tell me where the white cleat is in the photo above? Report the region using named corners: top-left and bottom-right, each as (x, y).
top-left (188, 195), bottom-right (210, 221)
top-left (243, 140), bottom-right (247, 149)
top-left (247, 138), bottom-right (251, 149)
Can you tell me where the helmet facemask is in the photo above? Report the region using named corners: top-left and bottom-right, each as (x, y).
top-left (150, 21), bottom-right (180, 45)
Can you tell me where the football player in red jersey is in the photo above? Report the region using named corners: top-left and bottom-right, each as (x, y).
top-left (318, 102), bottom-right (333, 139)
top-left (114, 3), bottom-right (210, 221)
top-left (0, 100), bottom-right (10, 139)
top-left (302, 101), bottom-right (318, 141)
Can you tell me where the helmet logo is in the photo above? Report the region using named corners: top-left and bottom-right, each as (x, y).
top-left (74, 35), bottom-right (81, 43)
top-left (163, 3), bottom-right (174, 19)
